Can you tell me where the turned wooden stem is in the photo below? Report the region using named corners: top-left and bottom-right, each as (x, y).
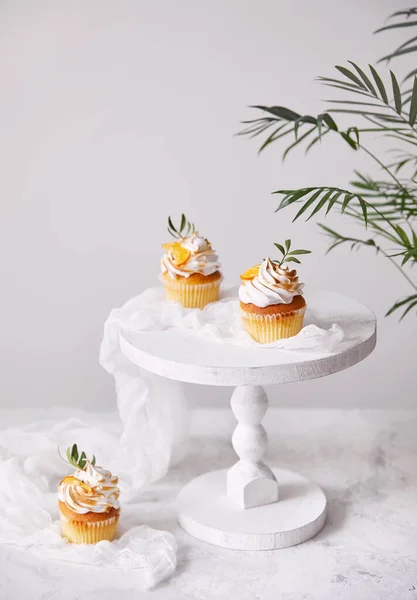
top-left (227, 385), bottom-right (278, 510)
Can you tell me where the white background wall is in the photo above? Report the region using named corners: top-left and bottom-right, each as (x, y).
top-left (1, 0), bottom-right (415, 410)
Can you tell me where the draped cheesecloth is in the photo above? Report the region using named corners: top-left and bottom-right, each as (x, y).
top-left (0, 285), bottom-right (343, 589)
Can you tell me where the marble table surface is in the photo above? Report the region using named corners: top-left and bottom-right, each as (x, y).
top-left (1, 407), bottom-right (417, 600)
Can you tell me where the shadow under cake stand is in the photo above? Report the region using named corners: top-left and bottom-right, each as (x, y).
top-left (119, 290), bottom-right (376, 550)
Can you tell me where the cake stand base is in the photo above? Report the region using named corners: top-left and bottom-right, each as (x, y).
top-left (177, 468), bottom-right (327, 550)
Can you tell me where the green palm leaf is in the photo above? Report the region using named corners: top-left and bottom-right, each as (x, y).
top-left (348, 61), bottom-right (378, 95)
top-left (386, 294), bottom-right (417, 319)
top-left (409, 76), bottom-right (417, 125)
top-left (335, 65), bottom-right (367, 89)
top-left (369, 65), bottom-right (389, 103)
top-left (390, 71), bottom-right (402, 114)
top-left (375, 20), bottom-right (417, 34)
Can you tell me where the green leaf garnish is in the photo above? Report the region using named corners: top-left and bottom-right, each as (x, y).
top-left (167, 214), bottom-right (195, 239)
top-left (273, 239), bottom-right (311, 267)
top-left (60, 444), bottom-right (96, 470)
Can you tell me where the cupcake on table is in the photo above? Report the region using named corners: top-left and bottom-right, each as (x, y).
top-left (161, 214), bottom-right (222, 309)
top-left (239, 240), bottom-right (310, 344)
top-left (58, 444), bottom-right (120, 544)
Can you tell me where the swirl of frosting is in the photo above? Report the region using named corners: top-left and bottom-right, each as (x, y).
top-left (58, 461), bottom-right (120, 514)
top-left (239, 257), bottom-right (304, 308)
top-left (161, 232), bottom-right (221, 279)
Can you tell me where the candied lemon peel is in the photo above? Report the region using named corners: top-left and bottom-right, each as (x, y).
top-left (240, 265), bottom-right (260, 281)
top-left (162, 242), bottom-right (191, 266)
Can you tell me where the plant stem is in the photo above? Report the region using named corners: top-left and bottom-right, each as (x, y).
top-left (385, 253), bottom-right (417, 291)
top-left (325, 231), bottom-right (417, 291)
top-left (359, 144), bottom-right (404, 189)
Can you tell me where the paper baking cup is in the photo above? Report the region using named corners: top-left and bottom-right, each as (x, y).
top-left (241, 306), bottom-right (306, 344)
top-left (60, 514), bottom-right (119, 544)
top-left (163, 278), bottom-right (221, 308)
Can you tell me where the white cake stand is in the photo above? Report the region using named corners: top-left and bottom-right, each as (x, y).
top-left (119, 290), bottom-right (376, 550)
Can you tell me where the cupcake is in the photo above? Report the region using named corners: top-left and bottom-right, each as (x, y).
top-left (239, 241), bottom-right (310, 343)
top-left (58, 444), bottom-right (120, 544)
top-left (160, 214), bottom-right (222, 308)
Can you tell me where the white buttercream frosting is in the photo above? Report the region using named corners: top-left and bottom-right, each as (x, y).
top-left (161, 232), bottom-right (221, 279)
top-left (58, 461), bottom-right (120, 514)
top-left (239, 257), bottom-right (304, 308)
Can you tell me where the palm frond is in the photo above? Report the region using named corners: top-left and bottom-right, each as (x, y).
top-left (239, 106), bottom-right (344, 156)
top-left (274, 186), bottom-right (369, 226)
top-left (320, 63), bottom-right (417, 131)
top-left (240, 61), bottom-right (417, 161)
top-left (375, 20), bottom-right (417, 34)
top-left (239, 7), bottom-right (417, 318)
top-left (386, 294), bottom-right (417, 319)
top-left (318, 223), bottom-right (379, 253)
top-left (376, 7), bottom-right (417, 79)
top-left (349, 171), bottom-right (417, 219)
top-left (274, 185), bottom-right (417, 251)
top-left (386, 151), bottom-right (417, 178)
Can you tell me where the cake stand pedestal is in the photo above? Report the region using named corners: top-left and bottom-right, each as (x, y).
top-left (119, 290), bottom-right (376, 550)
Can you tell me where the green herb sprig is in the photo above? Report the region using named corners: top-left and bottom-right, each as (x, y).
top-left (61, 444), bottom-right (96, 470)
top-left (168, 214), bottom-right (195, 239)
top-left (273, 239), bottom-right (311, 266)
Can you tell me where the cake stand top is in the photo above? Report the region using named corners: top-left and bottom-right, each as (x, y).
top-left (119, 290), bottom-right (376, 386)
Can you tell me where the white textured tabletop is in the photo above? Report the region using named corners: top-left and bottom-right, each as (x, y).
top-left (1, 407), bottom-right (416, 600)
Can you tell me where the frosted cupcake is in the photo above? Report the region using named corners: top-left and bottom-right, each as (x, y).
top-left (161, 214), bottom-right (222, 309)
top-left (58, 445), bottom-right (120, 544)
top-left (239, 241), bottom-right (310, 343)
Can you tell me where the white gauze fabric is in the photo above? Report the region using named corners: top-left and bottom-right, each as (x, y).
top-left (0, 412), bottom-right (177, 589)
top-left (113, 286), bottom-right (344, 352)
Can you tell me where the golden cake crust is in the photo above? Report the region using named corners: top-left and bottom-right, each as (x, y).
top-left (240, 294), bottom-right (306, 315)
top-left (58, 500), bottom-right (120, 523)
top-left (162, 270), bottom-right (222, 284)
